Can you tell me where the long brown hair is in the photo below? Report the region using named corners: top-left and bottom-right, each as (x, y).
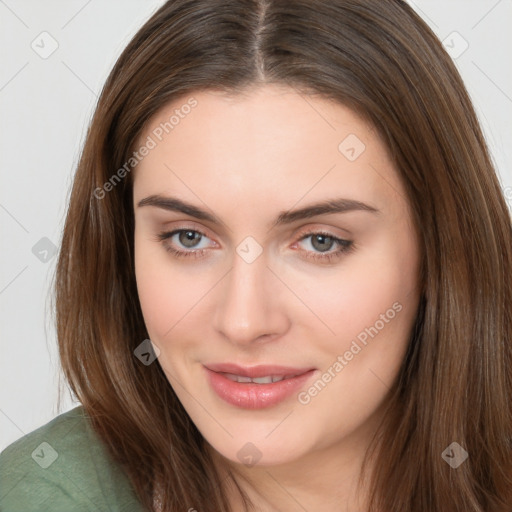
top-left (54, 0), bottom-right (512, 510)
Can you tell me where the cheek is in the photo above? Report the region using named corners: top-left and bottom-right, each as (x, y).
top-left (302, 246), bottom-right (418, 348)
top-left (297, 232), bottom-right (420, 413)
top-left (294, 256), bottom-right (419, 443)
top-left (134, 232), bottom-right (198, 342)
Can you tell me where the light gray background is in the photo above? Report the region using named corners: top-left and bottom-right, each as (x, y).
top-left (1, 0), bottom-right (511, 452)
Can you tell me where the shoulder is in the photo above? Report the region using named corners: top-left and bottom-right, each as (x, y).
top-left (0, 406), bottom-right (144, 512)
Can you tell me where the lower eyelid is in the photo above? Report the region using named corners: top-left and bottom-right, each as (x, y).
top-left (165, 229), bottom-right (211, 252)
top-left (158, 229), bottom-right (351, 257)
top-left (296, 232), bottom-right (347, 248)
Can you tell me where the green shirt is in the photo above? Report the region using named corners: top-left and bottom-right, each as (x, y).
top-left (0, 406), bottom-right (146, 512)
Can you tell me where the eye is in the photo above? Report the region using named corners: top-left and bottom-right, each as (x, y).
top-left (156, 228), bottom-right (214, 259)
top-left (155, 227), bottom-right (354, 263)
top-left (294, 230), bottom-right (354, 263)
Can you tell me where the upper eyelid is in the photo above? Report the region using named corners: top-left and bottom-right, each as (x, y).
top-left (162, 227), bottom-right (349, 249)
top-left (158, 214), bottom-right (353, 239)
top-left (163, 226), bottom-right (215, 243)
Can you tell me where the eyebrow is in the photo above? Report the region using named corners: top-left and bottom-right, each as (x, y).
top-left (137, 194), bottom-right (380, 229)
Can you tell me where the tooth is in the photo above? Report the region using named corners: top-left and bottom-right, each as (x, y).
top-left (252, 376), bottom-right (273, 384)
top-left (223, 373), bottom-right (244, 382)
top-left (221, 372), bottom-right (292, 384)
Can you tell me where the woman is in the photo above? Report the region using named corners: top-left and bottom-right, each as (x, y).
top-left (1, 0), bottom-right (511, 511)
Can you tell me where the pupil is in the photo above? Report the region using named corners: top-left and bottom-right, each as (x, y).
top-left (180, 231), bottom-right (200, 248)
top-left (313, 234), bottom-right (333, 252)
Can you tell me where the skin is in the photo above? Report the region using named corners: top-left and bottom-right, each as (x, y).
top-left (132, 84), bottom-right (421, 511)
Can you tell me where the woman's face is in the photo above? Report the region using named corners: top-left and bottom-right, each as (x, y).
top-left (132, 85), bottom-right (421, 469)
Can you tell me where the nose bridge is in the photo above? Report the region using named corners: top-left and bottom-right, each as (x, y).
top-left (213, 246), bottom-right (283, 344)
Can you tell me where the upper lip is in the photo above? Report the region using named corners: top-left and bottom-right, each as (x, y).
top-left (204, 363), bottom-right (314, 378)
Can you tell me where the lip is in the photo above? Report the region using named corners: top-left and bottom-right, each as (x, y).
top-left (203, 364), bottom-right (316, 409)
top-left (204, 362), bottom-right (314, 379)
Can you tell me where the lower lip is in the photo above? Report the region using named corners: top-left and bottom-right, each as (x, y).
top-left (204, 366), bottom-right (316, 409)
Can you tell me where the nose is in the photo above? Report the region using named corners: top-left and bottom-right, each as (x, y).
top-left (213, 248), bottom-right (289, 347)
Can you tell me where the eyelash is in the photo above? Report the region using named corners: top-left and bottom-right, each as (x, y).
top-left (155, 227), bottom-right (354, 264)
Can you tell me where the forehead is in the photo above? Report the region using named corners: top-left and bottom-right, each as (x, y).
top-left (132, 85), bottom-right (405, 221)
top-left (137, 84), bottom-right (376, 156)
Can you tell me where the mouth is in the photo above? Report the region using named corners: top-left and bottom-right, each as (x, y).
top-left (203, 363), bottom-right (316, 409)
top-left (218, 373), bottom-right (301, 384)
